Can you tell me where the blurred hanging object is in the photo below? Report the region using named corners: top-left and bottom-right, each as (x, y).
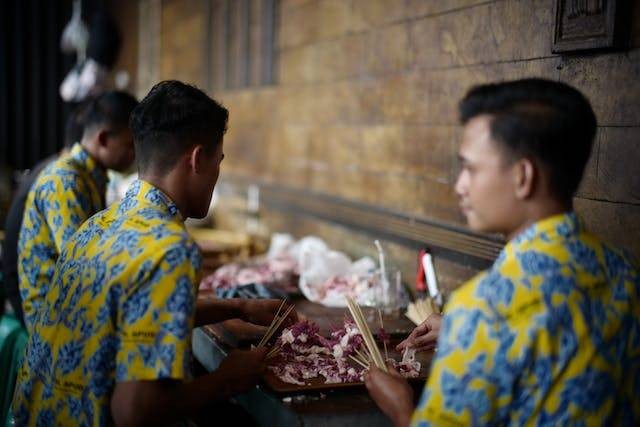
top-left (60, 58), bottom-right (109, 102)
top-left (60, 0), bottom-right (88, 59)
top-left (86, 6), bottom-right (122, 69)
top-left (60, 2), bottom-right (122, 102)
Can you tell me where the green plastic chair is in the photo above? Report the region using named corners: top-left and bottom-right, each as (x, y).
top-left (2, 327), bottom-right (27, 427)
top-left (0, 315), bottom-right (24, 426)
top-left (0, 315), bottom-right (21, 385)
top-left (0, 314), bottom-right (20, 351)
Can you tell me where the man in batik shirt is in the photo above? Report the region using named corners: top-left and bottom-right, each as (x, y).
top-left (13, 80), bottom-right (295, 426)
top-left (2, 103), bottom-right (85, 325)
top-left (17, 91), bottom-right (138, 330)
top-left (365, 79), bottom-right (640, 425)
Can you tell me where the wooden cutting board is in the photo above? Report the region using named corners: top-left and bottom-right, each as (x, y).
top-left (262, 347), bottom-right (435, 394)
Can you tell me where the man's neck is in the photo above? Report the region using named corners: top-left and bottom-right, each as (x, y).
top-left (139, 172), bottom-right (189, 220)
top-left (80, 139), bottom-right (106, 170)
top-left (505, 199), bottom-right (572, 242)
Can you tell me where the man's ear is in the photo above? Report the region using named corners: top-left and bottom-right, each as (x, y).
top-left (97, 129), bottom-right (109, 148)
top-left (190, 145), bottom-right (205, 174)
top-left (513, 157), bottom-right (536, 200)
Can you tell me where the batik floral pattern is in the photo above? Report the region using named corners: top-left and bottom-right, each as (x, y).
top-left (13, 180), bottom-right (202, 427)
top-left (18, 143), bottom-right (108, 330)
top-left (412, 213), bottom-right (640, 426)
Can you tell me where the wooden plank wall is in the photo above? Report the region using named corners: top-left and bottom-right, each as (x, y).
top-left (129, 0), bottom-right (640, 293)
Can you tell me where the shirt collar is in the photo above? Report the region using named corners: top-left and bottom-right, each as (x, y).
top-left (69, 143), bottom-right (108, 192)
top-left (496, 212), bottom-right (582, 265)
top-left (123, 179), bottom-right (182, 221)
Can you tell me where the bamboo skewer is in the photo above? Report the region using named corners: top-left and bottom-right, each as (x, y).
top-left (406, 297), bottom-right (437, 325)
top-left (346, 297), bottom-right (388, 372)
top-left (349, 354), bottom-right (370, 370)
top-left (377, 309), bottom-right (388, 361)
top-left (355, 346), bottom-right (371, 364)
top-left (350, 349), bottom-right (371, 368)
top-left (257, 300), bottom-right (285, 348)
top-left (354, 345), bottom-right (373, 374)
top-left (257, 301), bottom-right (294, 348)
top-left (261, 304), bottom-right (295, 347)
top-left (266, 345), bottom-right (281, 359)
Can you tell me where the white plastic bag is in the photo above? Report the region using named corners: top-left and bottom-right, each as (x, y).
top-left (297, 236), bottom-right (378, 307)
top-left (267, 233), bottom-right (295, 259)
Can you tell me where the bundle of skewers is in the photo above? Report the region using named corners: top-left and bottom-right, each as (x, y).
top-left (345, 296), bottom-right (388, 373)
top-left (347, 308), bottom-right (390, 371)
top-left (405, 297), bottom-right (439, 325)
top-left (254, 300), bottom-right (294, 360)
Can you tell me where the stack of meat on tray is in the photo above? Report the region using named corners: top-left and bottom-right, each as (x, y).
top-left (267, 320), bottom-right (420, 386)
top-left (199, 234), bottom-right (384, 306)
top-left (199, 253), bottom-right (299, 294)
top-left (312, 274), bottom-right (376, 305)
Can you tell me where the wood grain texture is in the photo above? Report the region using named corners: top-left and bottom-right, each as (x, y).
top-left (574, 198), bottom-right (640, 261)
top-left (409, 0), bottom-right (555, 69)
top-left (142, 0), bottom-right (640, 278)
top-left (577, 127), bottom-right (640, 205)
top-left (160, 0), bottom-right (209, 84)
top-left (558, 50), bottom-right (640, 127)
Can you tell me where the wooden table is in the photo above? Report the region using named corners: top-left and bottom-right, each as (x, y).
top-left (191, 298), bottom-right (430, 427)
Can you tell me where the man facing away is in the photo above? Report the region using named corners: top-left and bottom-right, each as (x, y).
top-left (2, 103), bottom-right (85, 325)
top-left (12, 80), bottom-right (295, 426)
top-left (365, 79), bottom-right (640, 426)
top-left (17, 91), bottom-right (138, 330)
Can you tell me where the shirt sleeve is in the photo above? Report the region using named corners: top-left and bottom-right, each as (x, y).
top-left (41, 172), bottom-right (95, 252)
top-left (411, 281), bottom-right (522, 426)
top-left (115, 240), bottom-right (200, 382)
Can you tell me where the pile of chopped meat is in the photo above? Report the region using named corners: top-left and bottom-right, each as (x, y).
top-left (389, 348), bottom-right (421, 378)
top-left (316, 274), bottom-right (376, 303)
top-left (199, 253), bottom-right (298, 293)
top-left (267, 319), bottom-right (421, 386)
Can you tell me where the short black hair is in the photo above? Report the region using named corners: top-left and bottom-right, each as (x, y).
top-left (82, 90), bottom-right (138, 135)
top-left (64, 103), bottom-right (89, 148)
top-left (459, 78), bottom-right (597, 202)
top-left (130, 80), bottom-right (229, 174)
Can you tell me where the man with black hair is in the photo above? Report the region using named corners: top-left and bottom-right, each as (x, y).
top-left (12, 81), bottom-right (296, 426)
top-left (18, 90), bottom-right (138, 330)
top-left (2, 104), bottom-right (86, 325)
top-left (365, 79), bottom-right (639, 425)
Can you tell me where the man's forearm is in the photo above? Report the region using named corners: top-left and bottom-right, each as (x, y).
top-left (175, 370), bottom-right (237, 410)
top-left (392, 409), bottom-right (413, 427)
top-left (112, 372), bottom-right (234, 426)
top-left (194, 296), bottom-right (245, 327)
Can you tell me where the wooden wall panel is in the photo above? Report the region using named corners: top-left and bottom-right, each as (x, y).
top-left (137, 0), bottom-right (161, 98)
top-left (261, 209), bottom-right (481, 295)
top-left (160, 0), bottom-right (209, 86)
top-left (558, 50), bottom-right (640, 127)
top-left (140, 0), bottom-right (640, 294)
top-left (577, 127), bottom-right (640, 205)
top-left (409, 0), bottom-right (555, 69)
top-left (209, 0), bottom-right (228, 92)
top-left (574, 198), bottom-right (640, 261)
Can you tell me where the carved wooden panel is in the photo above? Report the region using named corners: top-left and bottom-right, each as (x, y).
top-left (553, 0), bottom-right (629, 52)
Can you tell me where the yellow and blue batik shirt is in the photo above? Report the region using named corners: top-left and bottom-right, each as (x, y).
top-left (412, 213), bottom-right (640, 426)
top-left (12, 179), bottom-right (202, 427)
top-left (18, 143), bottom-right (108, 329)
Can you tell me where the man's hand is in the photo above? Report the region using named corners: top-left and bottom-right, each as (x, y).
top-left (397, 313), bottom-right (442, 353)
top-left (364, 363), bottom-right (414, 427)
top-left (217, 347), bottom-right (269, 396)
top-left (241, 299), bottom-right (298, 328)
